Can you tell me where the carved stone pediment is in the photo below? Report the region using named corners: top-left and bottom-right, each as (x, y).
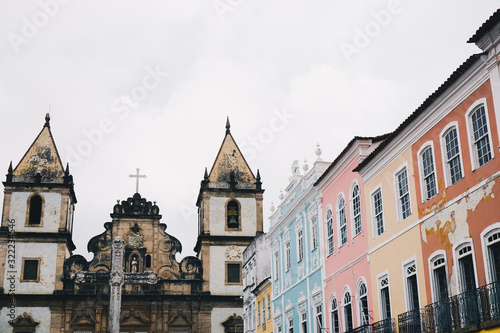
top-left (70, 309), bottom-right (98, 325)
top-left (120, 310), bottom-right (150, 325)
top-left (9, 312), bottom-right (39, 327)
top-left (167, 310), bottom-right (193, 326)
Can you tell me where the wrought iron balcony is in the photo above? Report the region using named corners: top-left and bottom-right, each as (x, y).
top-left (397, 281), bottom-right (500, 333)
top-left (347, 318), bottom-right (395, 333)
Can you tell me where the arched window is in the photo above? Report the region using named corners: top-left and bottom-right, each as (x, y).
top-left (351, 183), bottom-right (362, 236)
top-left (358, 281), bottom-right (369, 325)
top-left (28, 195), bottom-right (42, 225)
top-left (343, 290), bottom-right (353, 331)
top-left (485, 229), bottom-right (500, 283)
top-left (466, 101), bottom-right (493, 169)
top-left (326, 209), bottom-right (334, 255)
top-left (429, 253), bottom-right (449, 302)
top-left (338, 195), bottom-right (347, 246)
top-left (227, 200), bottom-right (240, 229)
top-left (440, 124), bottom-right (463, 187)
top-left (419, 144), bottom-right (437, 201)
top-left (331, 297), bottom-right (340, 333)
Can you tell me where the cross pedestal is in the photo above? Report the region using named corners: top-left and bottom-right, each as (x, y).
top-left (75, 236), bottom-right (158, 333)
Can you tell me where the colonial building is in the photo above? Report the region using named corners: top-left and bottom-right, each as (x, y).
top-left (267, 150), bottom-right (330, 333)
top-left (314, 135), bottom-right (387, 333)
top-left (0, 116), bottom-right (263, 333)
top-left (242, 232), bottom-right (272, 333)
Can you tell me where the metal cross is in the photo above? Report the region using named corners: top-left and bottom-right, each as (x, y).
top-left (128, 168), bottom-right (146, 194)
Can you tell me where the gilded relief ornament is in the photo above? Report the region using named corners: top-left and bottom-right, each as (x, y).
top-left (225, 246), bottom-right (241, 261)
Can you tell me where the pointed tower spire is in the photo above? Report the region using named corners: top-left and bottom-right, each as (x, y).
top-left (225, 116), bottom-right (231, 135)
top-left (256, 169), bottom-right (262, 190)
top-left (44, 113), bottom-right (51, 128)
top-left (65, 162), bottom-right (70, 175)
top-left (204, 167), bottom-right (209, 180)
top-left (6, 161), bottom-right (13, 183)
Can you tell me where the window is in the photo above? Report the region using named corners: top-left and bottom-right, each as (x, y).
top-left (275, 251), bottom-right (280, 280)
top-left (288, 317), bottom-right (294, 333)
top-left (226, 200), bottom-right (240, 229)
top-left (285, 241), bottom-right (291, 271)
top-left (316, 305), bottom-right (323, 333)
top-left (379, 275), bottom-right (391, 319)
top-left (404, 261), bottom-right (420, 310)
top-left (358, 281), bottom-right (369, 325)
top-left (28, 194), bottom-right (42, 225)
top-left (486, 230), bottom-right (500, 283)
top-left (331, 297), bottom-right (339, 333)
top-left (419, 145), bottom-right (437, 201)
top-left (396, 167), bottom-right (411, 220)
top-left (338, 195), bottom-right (347, 246)
top-left (226, 262), bottom-right (241, 284)
top-left (456, 243), bottom-right (477, 292)
top-left (430, 254), bottom-right (449, 302)
top-left (263, 298), bottom-right (266, 326)
top-left (311, 216), bottom-right (318, 250)
top-left (145, 254), bottom-right (151, 268)
top-left (298, 229), bottom-right (304, 262)
top-left (342, 291), bottom-right (353, 331)
top-left (301, 312), bottom-right (307, 333)
top-left (268, 295), bottom-right (271, 320)
top-left (258, 301), bottom-right (261, 326)
top-left (326, 209), bottom-right (334, 255)
top-left (352, 183), bottom-right (362, 236)
top-left (467, 102), bottom-right (493, 168)
top-left (372, 189), bottom-right (384, 236)
top-left (442, 126), bottom-right (463, 186)
top-left (21, 258), bottom-right (40, 282)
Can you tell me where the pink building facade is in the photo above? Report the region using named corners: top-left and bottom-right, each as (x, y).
top-left (315, 136), bottom-right (387, 333)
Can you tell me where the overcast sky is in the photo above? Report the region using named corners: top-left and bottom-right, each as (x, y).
top-left (1, 1), bottom-right (498, 260)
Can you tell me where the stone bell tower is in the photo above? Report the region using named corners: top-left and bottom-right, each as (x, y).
top-left (195, 118), bottom-right (264, 331)
top-left (0, 114), bottom-right (76, 328)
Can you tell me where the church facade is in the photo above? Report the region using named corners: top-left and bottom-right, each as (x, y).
top-left (0, 115), bottom-right (263, 333)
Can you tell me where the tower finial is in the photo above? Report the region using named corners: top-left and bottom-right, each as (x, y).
top-left (44, 113), bottom-right (51, 128)
top-left (225, 116), bottom-right (230, 134)
top-left (204, 167), bottom-right (209, 180)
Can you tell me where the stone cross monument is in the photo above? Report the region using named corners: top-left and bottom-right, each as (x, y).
top-left (75, 236), bottom-right (159, 333)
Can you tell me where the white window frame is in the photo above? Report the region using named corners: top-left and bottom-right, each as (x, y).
top-left (285, 240), bottom-right (291, 272)
top-left (402, 256), bottom-right (421, 311)
top-left (393, 163), bottom-right (412, 222)
top-left (417, 141), bottom-right (438, 203)
top-left (357, 277), bottom-right (370, 326)
top-left (481, 223), bottom-right (500, 284)
top-left (326, 207), bottom-right (335, 256)
top-left (377, 270), bottom-right (392, 320)
top-left (274, 248), bottom-right (280, 281)
top-left (465, 98), bottom-right (495, 170)
top-left (350, 180), bottom-right (362, 237)
top-left (428, 250), bottom-right (450, 303)
top-left (337, 193), bottom-right (348, 247)
top-left (311, 215), bottom-right (318, 251)
top-left (297, 227), bottom-right (304, 262)
top-left (300, 310), bottom-right (308, 333)
top-left (330, 294), bottom-right (341, 333)
top-left (370, 185), bottom-right (385, 238)
top-left (440, 122), bottom-right (465, 188)
top-left (342, 286), bottom-right (354, 332)
top-left (452, 238), bottom-right (479, 293)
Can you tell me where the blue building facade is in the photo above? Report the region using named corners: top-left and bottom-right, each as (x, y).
top-left (267, 156), bottom-right (330, 333)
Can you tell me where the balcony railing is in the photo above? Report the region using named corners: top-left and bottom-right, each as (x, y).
top-left (347, 319), bottom-right (395, 333)
top-left (398, 281), bottom-right (500, 333)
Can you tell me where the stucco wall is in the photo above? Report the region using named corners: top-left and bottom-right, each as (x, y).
top-left (210, 197), bottom-right (256, 236)
top-left (9, 192), bottom-right (61, 232)
top-left (211, 307), bottom-right (242, 333)
top-left (210, 246), bottom-right (246, 295)
top-left (0, 307), bottom-right (51, 333)
top-left (3, 243), bottom-right (58, 294)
